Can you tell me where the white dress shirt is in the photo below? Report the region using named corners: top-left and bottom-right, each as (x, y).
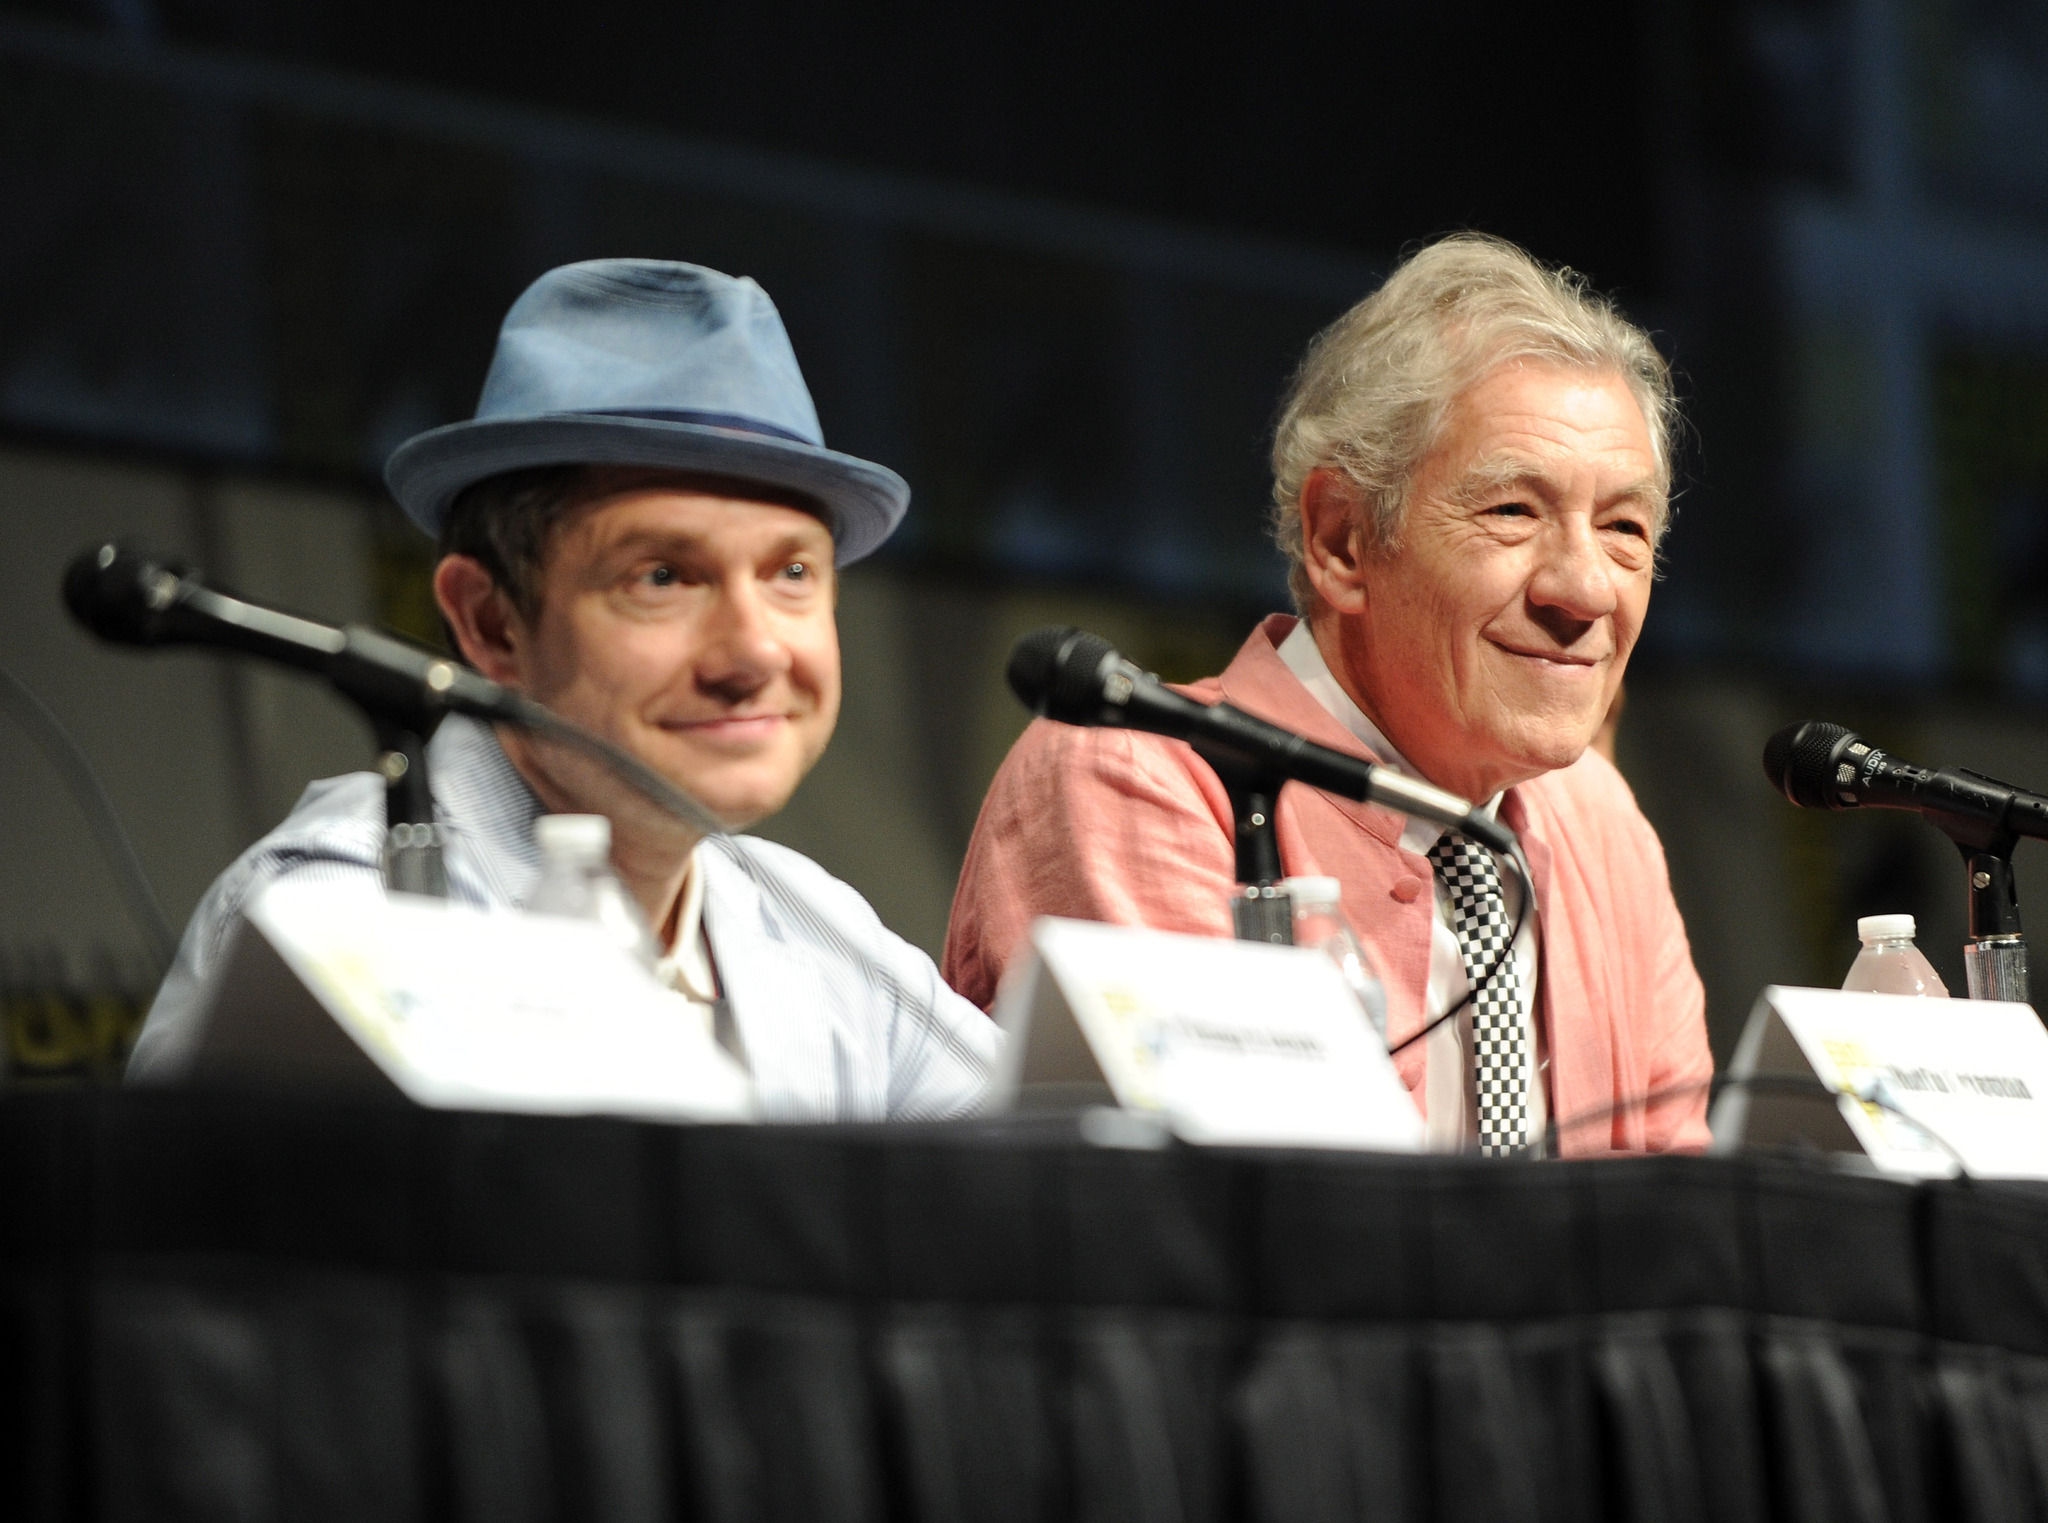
top-left (1277, 622), bottom-right (1548, 1151)
top-left (130, 715), bottom-right (998, 1119)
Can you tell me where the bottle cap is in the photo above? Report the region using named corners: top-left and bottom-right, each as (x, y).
top-left (536, 813), bottom-right (611, 860)
top-left (1282, 875), bottom-right (1342, 906)
top-left (1856, 913), bottom-right (1916, 944)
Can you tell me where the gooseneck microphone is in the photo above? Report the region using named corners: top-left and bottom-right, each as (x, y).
top-left (1006, 625), bottom-right (1518, 857)
top-left (1762, 720), bottom-right (2048, 844)
top-left (63, 541), bottom-right (727, 842)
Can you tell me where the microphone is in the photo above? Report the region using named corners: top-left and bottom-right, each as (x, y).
top-left (1006, 626), bottom-right (1518, 856)
top-left (64, 541), bottom-right (524, 728)
top-left (1762, 720), bottom-right (2048, 844)
top-left (62, 541), bottom-right (727, 838)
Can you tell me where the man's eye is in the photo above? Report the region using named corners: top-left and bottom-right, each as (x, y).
top-left (1486, 501), bottom-right (1534, 518)
top-left (1604, 519), bottom-right (1648, 540)
top-left (780, 561), bottom-right (811, 581)
top-left (646, 565), bottom-right (679, 587)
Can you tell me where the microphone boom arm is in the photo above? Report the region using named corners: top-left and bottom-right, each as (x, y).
top-left (1005, 623), bottom-right (1519, 858)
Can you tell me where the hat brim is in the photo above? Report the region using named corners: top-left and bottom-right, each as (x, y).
top-left (384, 414), bottom-right (909, 565)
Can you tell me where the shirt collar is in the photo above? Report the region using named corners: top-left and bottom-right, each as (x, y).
top-left (656, 849), bottom-right (716, 1002)
top-left (1274, 621), bottom-right (1505, 841)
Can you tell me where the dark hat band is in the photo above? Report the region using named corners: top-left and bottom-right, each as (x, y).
top-left (588, 408), bottom-right (815, 446)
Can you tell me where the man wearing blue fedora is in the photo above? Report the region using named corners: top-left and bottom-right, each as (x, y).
top-left (130, 259), bottom-right (998, 1120)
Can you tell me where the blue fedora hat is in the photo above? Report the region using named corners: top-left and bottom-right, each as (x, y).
top-left (385, 259), bottom-right (908, 564)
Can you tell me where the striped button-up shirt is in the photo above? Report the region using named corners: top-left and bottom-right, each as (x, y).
top-left (130, 716), bottom-right (999, 1121)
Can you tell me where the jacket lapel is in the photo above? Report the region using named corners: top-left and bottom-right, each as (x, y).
top-left (1499, 789), bottom-right (1610, 1155)
top-left (1213, 615), bottom-right (1410, 851)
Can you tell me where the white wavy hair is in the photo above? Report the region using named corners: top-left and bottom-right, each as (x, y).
top-left (1269, 232), bottom-right (1677, 614)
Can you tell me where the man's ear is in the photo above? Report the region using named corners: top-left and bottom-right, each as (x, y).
top-left (1300, 467), bottom-right (1372, 616)
top-left (432, 555), bottom-right (527, 687)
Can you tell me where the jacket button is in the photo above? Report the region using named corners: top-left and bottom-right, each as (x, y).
top-left (1392, 876), bottom-right (1424, 903)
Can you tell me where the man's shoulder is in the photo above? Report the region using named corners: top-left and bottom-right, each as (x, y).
top-left (201, 770), bottom-right (389, 912)
top-left (129, 765), bottom-right (391, 1082)
top-left (217, 767), bottom-right (395, 917)
top-left (994, 705), bottom-right (1221, 796)
top-left (268, 769), bottom-right (390, 850)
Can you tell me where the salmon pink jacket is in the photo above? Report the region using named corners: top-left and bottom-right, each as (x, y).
top-left (943, 615), bottom-right (1714, 1155)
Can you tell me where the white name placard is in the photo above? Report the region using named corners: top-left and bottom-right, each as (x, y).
top-left (992, 916), bottom-right (1425, 1152)
top-left (1713, 985), bottom-right (2048, 1178)
top-left (188, 880), bottom-right (754, 1123)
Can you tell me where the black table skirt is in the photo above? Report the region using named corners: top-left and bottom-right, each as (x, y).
top-left (6, 1087), bottom-right (2048, 1522)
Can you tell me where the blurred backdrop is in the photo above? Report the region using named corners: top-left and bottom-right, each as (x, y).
top-left (3, 0), bottom-right (2048, 1077)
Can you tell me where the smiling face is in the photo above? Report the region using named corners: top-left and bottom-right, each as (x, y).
top-left (449, 475), bottom-right (841, 832)
top-left (1304, 361), bottom-right (1660, 802)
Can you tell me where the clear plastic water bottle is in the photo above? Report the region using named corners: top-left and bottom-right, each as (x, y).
top-left (529, 814), bottom-right (663, 971)
top-left (1284, 875), bottom-right (1390, 1041)
top-left (1841, 913), bottom-right (1949, 997)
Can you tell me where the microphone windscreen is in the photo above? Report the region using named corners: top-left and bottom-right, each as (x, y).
top-left (1005, 625), bottom-right (1072, 712)
top-left (62, 542), bottom-right (172, 646)
top-left (1005, 626), bottom-right (1120, 722)
top-left (1763, 720), bottom-right (1856, 808)
top-left (1045, 630), bottom-right (1117, 722)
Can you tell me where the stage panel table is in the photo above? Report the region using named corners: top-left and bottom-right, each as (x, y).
top-left (4, 1087), bottom-right (2048, 1521)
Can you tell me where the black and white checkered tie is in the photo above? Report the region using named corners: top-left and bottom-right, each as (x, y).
top-left (1426, 830), bottom-right (1528, 1156)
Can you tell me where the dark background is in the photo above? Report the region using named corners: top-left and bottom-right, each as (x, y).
top-left (3, 0), bottom-right (2047, 1071)
top-left (37, 0), bottom-right (1668, 274)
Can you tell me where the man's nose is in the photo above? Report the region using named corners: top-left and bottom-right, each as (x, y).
top-left (698, 580), bottom-right (793, 693)
top-left (1527, 518), bottom-right (1619, 627)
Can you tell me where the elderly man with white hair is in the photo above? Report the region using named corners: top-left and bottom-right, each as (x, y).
top-left (944, 233), bottom-right (1713, 1156)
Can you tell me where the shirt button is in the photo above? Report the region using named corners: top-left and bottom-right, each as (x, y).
top-left (1392, 876), bottom-right (1425, 903)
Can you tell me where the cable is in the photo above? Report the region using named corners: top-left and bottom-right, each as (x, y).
top-left (1539, 1072), bottom-right (1973, 1178)
top-left (0, 660), bottom-right (178, 969)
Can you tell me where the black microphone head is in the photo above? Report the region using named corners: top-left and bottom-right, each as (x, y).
top-left (1006, 626), bottom-right (1119, 722)
top-left (1763, 720), bottom-right (1859, 809)
top-left (62, 541), bottom-right (193, 646)
top-left (1005, 626), bottom-right (1071, 713)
